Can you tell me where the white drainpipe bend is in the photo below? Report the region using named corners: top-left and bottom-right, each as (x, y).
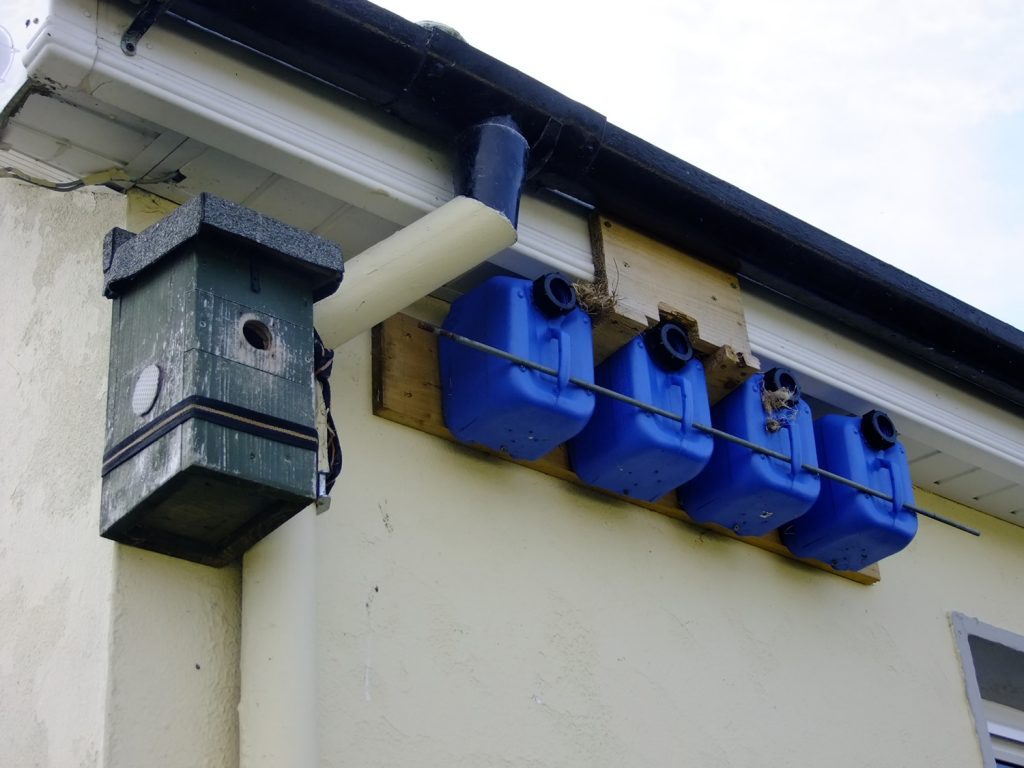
top-left (314, 195), bottom-right (518, 349)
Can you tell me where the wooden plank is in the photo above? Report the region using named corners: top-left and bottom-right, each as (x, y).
top-left (372, 313), bottom-right (880, 585)
top-left (587, 214), bottom-right (760, 403)
top-left (126, 188), bottom-right (180, 233)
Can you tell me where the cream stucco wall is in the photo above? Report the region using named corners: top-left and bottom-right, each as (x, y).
top-left (0, 182), bottom-right (240, 768)
top-left (317, 329), bottom-right (1024, 768)
top-left (0, 182), bottom-right (122, 767)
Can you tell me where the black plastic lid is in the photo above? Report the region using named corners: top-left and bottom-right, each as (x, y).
top-left (763, 367), bottom-right (801, 406)
top-left (643, 321), bottom-right (693, 371)
top-left (861, 409), bottom-right (898, 450)
top-left (531, 273), bottom-right (577, 317)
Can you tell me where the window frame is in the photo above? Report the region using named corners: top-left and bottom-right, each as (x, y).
top-left (952, 612), bottom-right (1024, 768)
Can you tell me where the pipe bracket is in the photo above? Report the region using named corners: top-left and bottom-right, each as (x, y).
top-left (120, 0), bottom-right (174, 56)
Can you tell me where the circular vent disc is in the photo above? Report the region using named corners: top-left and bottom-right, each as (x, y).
top-left (131, 364), bottom-right (161, 416)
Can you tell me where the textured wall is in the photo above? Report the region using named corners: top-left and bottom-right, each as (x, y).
top-left (103, 547), bottom-right (241, 768)
top-left (316, 330), bottom-right (1024, 768)
top-left (0, 182), bottom-right (124, 767)
top-left (0, 182), bottom-right (241, 768)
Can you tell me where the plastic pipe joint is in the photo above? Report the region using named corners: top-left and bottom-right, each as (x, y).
top-left (454, 116), bottom-right (530, 227)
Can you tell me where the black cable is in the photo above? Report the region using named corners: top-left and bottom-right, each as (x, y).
top-left (314, 329), bottom-right (342, 492)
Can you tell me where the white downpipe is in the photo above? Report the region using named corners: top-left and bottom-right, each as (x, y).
top-left (239, 508), bottom-right (317, 768)
top-left (315, 195), bottom-right (518, 349)
top-left (239, 194), bottom-right (518, 768)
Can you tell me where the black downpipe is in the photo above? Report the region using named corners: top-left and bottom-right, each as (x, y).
top-left (454, 116), bottom-right (529, 226)
top-left (161, 0), bottom-right (1024, 413)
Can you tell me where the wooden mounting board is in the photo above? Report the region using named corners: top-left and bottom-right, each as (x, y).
top-left (589, 215), bottom-right (761, 404)
top-left (372, 313), bottom-right (880, 585)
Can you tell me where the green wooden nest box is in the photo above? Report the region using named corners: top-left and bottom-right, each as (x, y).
top-left (99, 194), bottom-right (343, 566)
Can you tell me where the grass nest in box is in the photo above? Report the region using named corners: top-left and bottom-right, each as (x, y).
top-left (574, 278), bottom-right (618, 319)
top-left (761, 385), bottom-right (798, 433)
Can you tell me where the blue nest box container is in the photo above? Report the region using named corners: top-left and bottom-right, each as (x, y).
top-left (439, 273), bottom-right (595, 460)
top-left (782, 410), bottom-right (918, 570)
top-left (678, 368), bottom-right (820, 536)
top-left (569, 322), bottom-right (713, 501)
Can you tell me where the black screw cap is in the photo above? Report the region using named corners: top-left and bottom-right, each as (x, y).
top-left (531, 273), bottom-right (577, 317)
top-left (861, 409), bottom-right (898, 450)
top-left (763, 367), bottom-right (801, 405)
top-left (643, 321), bottom-right (693, 371)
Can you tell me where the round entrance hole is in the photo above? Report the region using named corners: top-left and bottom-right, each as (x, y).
top-left (242, 319), bottom-right (273, 351)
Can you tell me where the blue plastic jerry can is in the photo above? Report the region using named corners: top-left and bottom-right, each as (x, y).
top-left (569, 322), bottom-right (713, 501)
top-left (438, 273), bottom-right (595, 460)
top-left (782, 410), bottom-right (918, 570)
top-left (678, 368), bottom-right (820, 536)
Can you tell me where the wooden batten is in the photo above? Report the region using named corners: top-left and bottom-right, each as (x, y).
top-left (587, 214), bottom-right (760, 403)
top-left (372, 312), bottom-right (880, 585)
top-left (126, 188), bottom-right (181, 232)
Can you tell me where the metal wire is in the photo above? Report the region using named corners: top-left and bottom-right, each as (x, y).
top-left (420, 321), bottom-right (980, 537)
top-left (1, 167), bottom-right (85, 192)
top-left (0, 166), bottom-right (183, 192)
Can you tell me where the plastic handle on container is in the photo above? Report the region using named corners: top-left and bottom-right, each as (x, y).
top-left (553, 327), bottom-right (571, 394)
top-left (785, 418), bottom-right (802, 477)
top-left (670, 372), bottom-right (694, 433)
top-left (879, 456), bottom-right (906, 518)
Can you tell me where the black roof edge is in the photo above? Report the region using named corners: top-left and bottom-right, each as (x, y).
top-left (168, 0), bottom-right (1024, 413)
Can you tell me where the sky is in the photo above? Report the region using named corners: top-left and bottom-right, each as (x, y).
top-left (377, 0), bottom-right (1024, 331)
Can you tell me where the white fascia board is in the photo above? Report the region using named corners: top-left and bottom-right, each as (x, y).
top-left (745, 286), bottom-right (1024, 485)
top-left (15, 0), bottom-right (593, 279)
top-left (1, 1), bottom-right (96, 110)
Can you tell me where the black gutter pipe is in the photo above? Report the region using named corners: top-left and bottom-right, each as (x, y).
top-left (164, 0), bottom-right (1024, 413)
top-left (454, 116), bottom-right (530, 227)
